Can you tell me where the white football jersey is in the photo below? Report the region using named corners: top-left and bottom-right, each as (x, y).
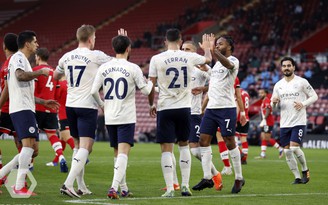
top-left (56, 48), bottom-right (111, 109)
top-left (92, 58), bottom-right (152, 124)
top-left (149, 50), bottom-right (206, 111)
top-left (7, 51), bottom-right (35, 113)
top-left (271, 75), bottom-right (317, 127)
top-left (191, 66), bottom-right (210, 115)
top-left (207, 55), bottom-right (239, 109)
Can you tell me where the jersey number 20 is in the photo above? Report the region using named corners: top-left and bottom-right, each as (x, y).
top-left (104, 77), bottom-right (128, 100)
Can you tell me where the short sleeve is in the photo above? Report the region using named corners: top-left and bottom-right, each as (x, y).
top-left (12, 53), bottom-right (25, 72)
top-left (56, 55), bottom-right (65, 74)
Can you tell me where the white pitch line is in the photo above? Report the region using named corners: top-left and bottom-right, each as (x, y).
top-left (64, 192), bottom-right (327, 204)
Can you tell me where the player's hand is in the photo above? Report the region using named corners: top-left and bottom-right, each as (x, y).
top-left (199, 34), bottom-right (211, 50)
top-left (43, 99), bottom-right (60, 110)
top-left (293, 101), bottom-right (304, 111)
top-left (40, 68), bottom-right (51, 76)
top-left (149, 105), bottom-right (157, 118)
top-left (118, 28), bottom-right (128, 36)
top-left (197, 64), bottom-right (209, 72)
top-left (272, 97), bottom-right (279, 105)
top-left (191, 87), bottom-right (203, 95)
top-left (240, 114), bottom-right (247, 126)
top-left (209, 33), bottom-right (216, 51)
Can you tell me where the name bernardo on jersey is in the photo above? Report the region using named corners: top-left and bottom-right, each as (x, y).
top-left (164, 57), bottom-right (188, 65)
top-left (101, 67), bottom-right (130, 78)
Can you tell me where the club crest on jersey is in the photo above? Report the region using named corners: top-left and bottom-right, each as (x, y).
top-left (29, 127), bottom-right (36, 133)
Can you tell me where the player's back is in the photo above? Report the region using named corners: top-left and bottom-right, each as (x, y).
top-left (149, 50), bottom-right (206, 111)
top-left (96, 58), bottom-right (146, 124)
top-left (57, 48), bottom-right (111, 109)
top-left (33, 65), bottom-right (57, 113)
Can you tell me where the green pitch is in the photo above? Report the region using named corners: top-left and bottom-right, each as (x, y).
top-left (0, 140), bottom-right (327, 205)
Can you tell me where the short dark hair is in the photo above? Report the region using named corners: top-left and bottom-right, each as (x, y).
top-left (17, 30), bottom-right (37, 49)
top-left (165, 28), bottom-right (181, 42)
top-left (280, 56), bottom-right (296, 66)
top-left (4, 33), bottom-right (18, 52)
top-left (219, 35), bottom-right (234, 53)
top-left (36, 47), bottom-right (50, 61)
top-left (112, 35), bottom-right (131, 54)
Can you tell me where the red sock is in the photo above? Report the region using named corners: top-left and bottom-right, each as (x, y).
top-left (49, 135), bottom-right (63, 157)
top-left (66, 137), bottom-right (75, 150)
top-left (61, 140), bottom-right (66, 151)
top-left (53, 154), bottom-right (59, 163)
top-left (242, 142), bottom-right (248, 151)
top-left (269, 138), bottom-right (277, 146)
top-left (261, 140), bottom-right (267, 146)
top-left (242, 142), bottom-right (248, 159)
top-left (218, 141), bottom-right (230, 167)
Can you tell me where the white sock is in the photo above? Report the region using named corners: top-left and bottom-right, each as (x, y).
top-left (72, 148), bottom-right (78, 158)
top-left (111, 153), bottom-right (128, 191)
top-left (191, 147), bottom-right (218, 176)
top-left (261, 145), bottom-right (267, 156)
top-left (273, 142), bottom-right (280, 149)
top-left (52, 141), bottom-right (63, 156)
top-left (229, 147), bottom-right (243, 180)
top-left (0, 154), bottom-right (19, 178)
top-left (242, 148), bottom-right (248, 155)
top-left (178, 145), bottom-right (191, 187)
top-left (77, 167), bottom-right (86, 190)
top-left (16, 147), bottom-right (34, 190)
top-left (190, 147), bottom-right (201, 160)
top-left (64, 148), bottom-right (88, 188)
top-left (290, 146), bottom-right (308, 171)
top-left (200, 146), bottom-right (212, 179)
top-left (220, 150), bottom-right (229, 162)
top-left (114, 157), bottom-right (128, 191)
top-left (284, 149), bottom-right (301, 179)
top-left (161, 152), bottom-right (173, 192)
top-left (171, 152), bottom-right (179, 185)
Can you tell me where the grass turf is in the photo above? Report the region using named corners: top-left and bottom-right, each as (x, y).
top-left (0, 140), bottom-right (327, 205)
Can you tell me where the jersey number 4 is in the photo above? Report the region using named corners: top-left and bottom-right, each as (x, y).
top-left (68, 65), bottom-right (86, 87)
top-left (46, 75), bottom-right (54, 91)
top-left (166, 66), bottom-right (187, 88)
